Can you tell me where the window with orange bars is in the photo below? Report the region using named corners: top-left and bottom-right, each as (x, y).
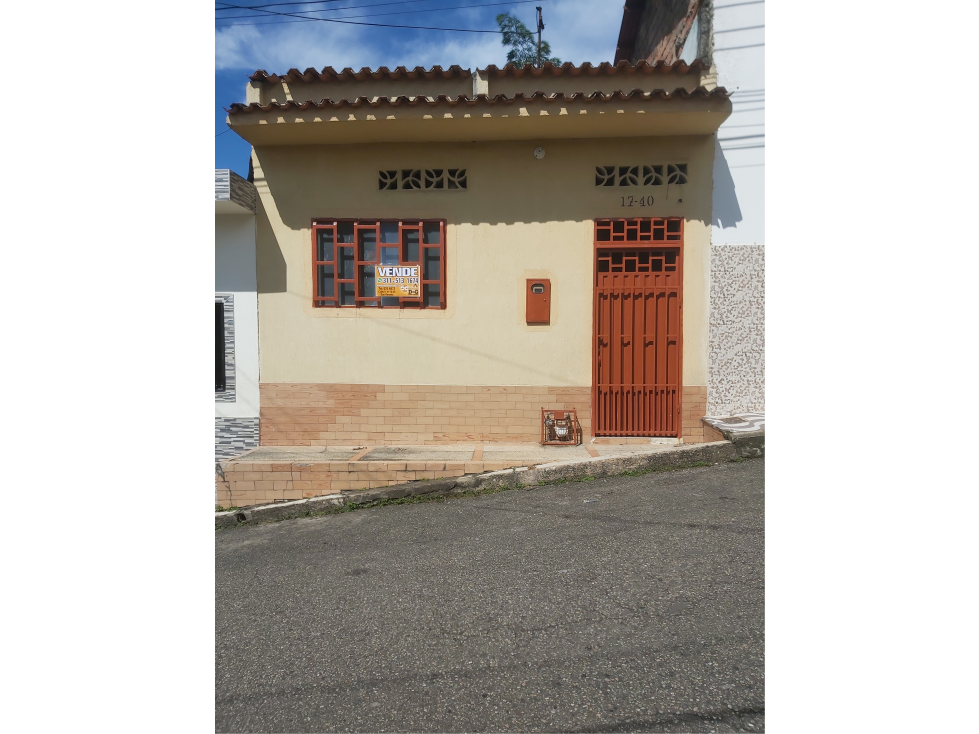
top-left (595, 217), bottom-right (683, 244)
top-left (311, 219), bottom-right (445, 308)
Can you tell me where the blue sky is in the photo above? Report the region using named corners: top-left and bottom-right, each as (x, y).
top-left (214, 0), bottom-right (765, 184)
top-left (215, 0), bottom-right (623, 176)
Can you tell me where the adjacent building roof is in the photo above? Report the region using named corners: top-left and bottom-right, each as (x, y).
top-left (615, 0), bottom-right (649, 64)
top-left (215, 169), bottom-right (256, 214)
top-left (614, 0), bottom-right (710, 66)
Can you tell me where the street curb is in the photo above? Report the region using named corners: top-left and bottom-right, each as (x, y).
top-left (729, 430), bottom-right (765, 458)
top-left (216, 441), bottom-right (740, 529)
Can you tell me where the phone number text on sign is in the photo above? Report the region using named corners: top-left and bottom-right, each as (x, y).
top-left (376, 265), bottom-right (420, 297)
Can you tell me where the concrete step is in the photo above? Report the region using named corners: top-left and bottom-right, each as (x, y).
top-left (702, 413), bottom-right (765, 458)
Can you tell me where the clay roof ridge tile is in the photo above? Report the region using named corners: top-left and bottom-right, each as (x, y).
top-left (250, 60), bottom-right (707, 83)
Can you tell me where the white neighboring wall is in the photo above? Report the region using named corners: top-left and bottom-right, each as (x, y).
top-left (711, 1), bottom-right (764, 245)
top-left (706, 2), bottom-right (764, 415)
top-left (216, 202), bottom-right (260, 420)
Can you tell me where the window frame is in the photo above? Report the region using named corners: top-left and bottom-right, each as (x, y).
top-left (215, 301), bottom-right (226, 392)
top-left (311, 218), bottom-right (446, 309)
top-left (594, 217), bottom-right (684, 245)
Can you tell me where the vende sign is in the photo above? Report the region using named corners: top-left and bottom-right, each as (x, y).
top-left (376, 265), bottom-right (420, 298)
top-left (377, 267), bottom-right (418, 277)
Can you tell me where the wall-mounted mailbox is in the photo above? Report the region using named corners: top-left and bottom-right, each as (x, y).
top-left (526, 279), bottom-right (551, 325)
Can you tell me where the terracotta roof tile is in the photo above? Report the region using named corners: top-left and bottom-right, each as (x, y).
top-left (249, 65), bottom-right (471, 84)
top-left (247, 60), bottom-right (706, 84)
top-left (227, 87), bottom-right (729, 116)
top-left (479, 59), bottom-right (706, 77)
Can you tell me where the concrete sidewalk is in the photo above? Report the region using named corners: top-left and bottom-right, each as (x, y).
top-left (216, 440), bottom-right (750, 528)
top-left (233, 438), bottom-right (685, 465)
top-left (217, 439), bottom-right (689, 509)
top-left (216, 414), bottom-right (765, 512)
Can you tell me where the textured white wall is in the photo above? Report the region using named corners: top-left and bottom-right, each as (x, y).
top-left (708, 245), bottom-right (764, 415)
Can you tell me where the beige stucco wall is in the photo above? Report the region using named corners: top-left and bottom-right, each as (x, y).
top-left (254, 134), bottom-right (714, 387)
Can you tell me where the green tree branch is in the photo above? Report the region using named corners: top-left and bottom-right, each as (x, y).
top-left (496, 12), bottom-right (560, 67)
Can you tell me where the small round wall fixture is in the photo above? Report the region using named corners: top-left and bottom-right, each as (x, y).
top-left (533, 147), bottom-right (545, 160)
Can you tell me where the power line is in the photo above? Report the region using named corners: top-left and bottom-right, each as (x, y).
top-left (217, 0), bottom-right (420, 18)
top-left (714, 25), bottom-right (764, 33)
top-left (216, 0), bottom-right (373, 10)
top-left (715, 43), bottom-right (765, 51)
top-left (718, 134), bottom-right (764, 142)
top-left (714, 1), bottom-right (764, 9)
top-left (214, 0), bottom-right (504, 31)
top-left (218, 17), bottom-right (369, 26)
top-left (216, 0), bottom-right (548, 25)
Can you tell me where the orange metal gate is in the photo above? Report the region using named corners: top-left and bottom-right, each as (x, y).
top-left (592, 218), bottom-right (683, 437)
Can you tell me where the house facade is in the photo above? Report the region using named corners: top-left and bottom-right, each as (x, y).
top-left (226, 61), bottom-right (732, 447)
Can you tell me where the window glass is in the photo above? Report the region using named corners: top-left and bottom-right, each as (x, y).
top-left (380, 221), bottom-right (399, 244)
top-left (423, 248), bottom-right (440, 281)
top-left (317, 229), bottom-right (334, 261)
top-left (338, 222), bottom-right (354, 244)
top-left (339, 283), bottom-right (355, 306)
top-left (380, 247), bottom-right (399, 266)
top-left (318, 264), bottom-right (335, 297)
top-left (423, 222), bottom-right (440, 245)
top-left (403, 229), bottom-right (420, 262)
top-left (424, 284), bottom-right (441, 307)
top-left (359, 229), bottom-right (376, 261)
top-left (338, 247), bottom-right (355, 279)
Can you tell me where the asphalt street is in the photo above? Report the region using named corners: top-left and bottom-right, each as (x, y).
top-left (216, 459), bottom-right (765, 733)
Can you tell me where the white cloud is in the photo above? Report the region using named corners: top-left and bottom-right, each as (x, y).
top-left (216, 22), bottom-right (374, 71)
top-left (215, 0), bottom-right (623, 73)
top-left (540, 0), bottom-right (622, 65)
top-left (404, 35), bottom-right (503, 70)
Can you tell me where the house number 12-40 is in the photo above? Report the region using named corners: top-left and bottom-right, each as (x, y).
top-left (621, 195), bottom-right (654, 207)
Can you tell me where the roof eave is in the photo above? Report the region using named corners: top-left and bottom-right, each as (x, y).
top-left (227, 90), bottom-right (732, 146)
